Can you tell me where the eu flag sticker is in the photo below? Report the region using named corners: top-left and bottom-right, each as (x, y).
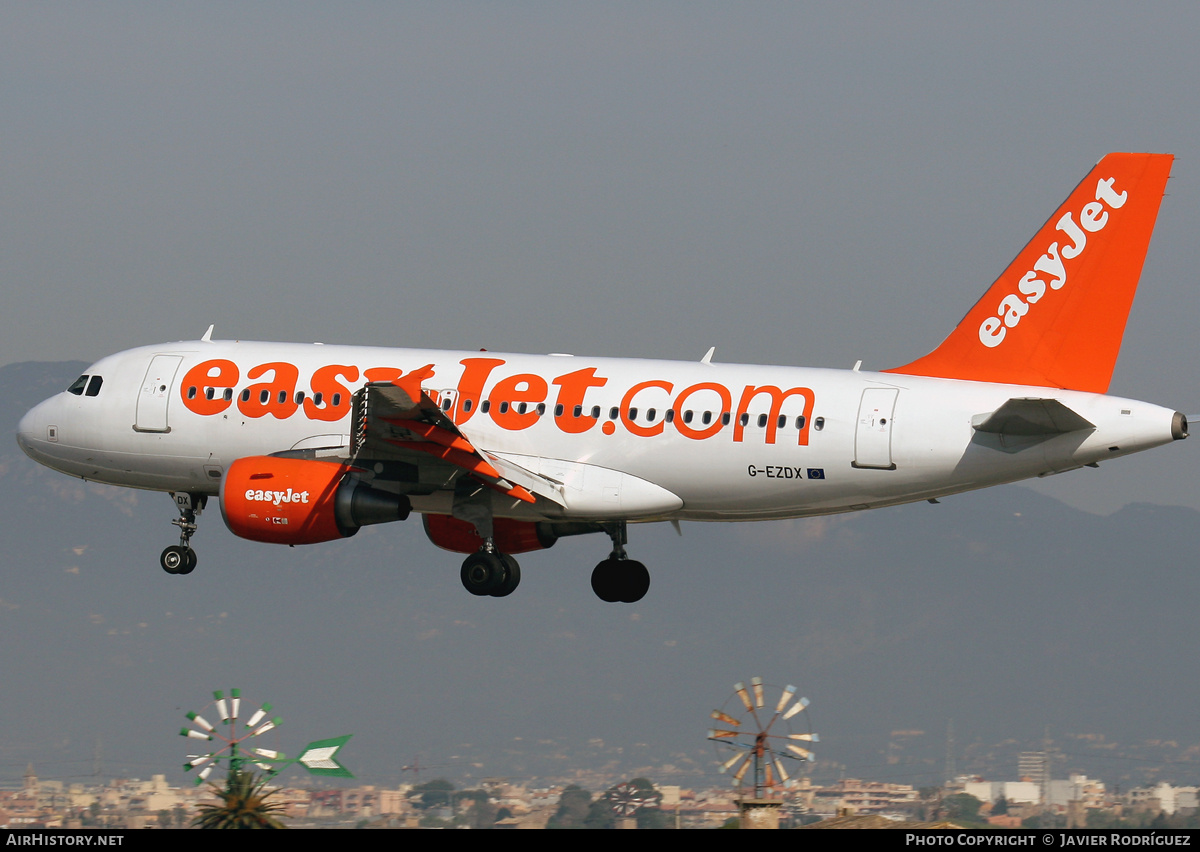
top-left (807, 468), bottom-right (825, 480)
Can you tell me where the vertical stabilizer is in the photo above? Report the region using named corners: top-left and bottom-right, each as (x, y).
top-left (886, 153), bottom-right (1173, 392)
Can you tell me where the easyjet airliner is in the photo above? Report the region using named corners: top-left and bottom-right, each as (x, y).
top-left (16, 153), bottom-right (1187, 602)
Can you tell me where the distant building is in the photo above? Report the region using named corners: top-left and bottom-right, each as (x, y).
top-left (812, 779), bottom-right (918, 815)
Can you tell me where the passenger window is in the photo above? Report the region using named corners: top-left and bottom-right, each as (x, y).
top-left (259, 390), bottom-right (270, 404)
top-left (814, 416), bottom-right (825, 431)
top-left (463, 399), bottom-right (473, 412)
top-left (702, 411), bottom-right (712, 425)
top-left (187, 386), bottom-right (197, 400)
top-left (629, 408), bottom-right (638, 420)
top-left (67, 375), bottom-right (88, 395)
top-left (683, 410), bottom-right (693, 424)
top-left (332, 393), bottom-right (342, 407)
top-left (223, 388), bottom-right (233, 401)
top-left (777, 414), bottom-right (786, 429)
top-left (85, 376), bottom-right (103, 397)
top-left (722, 412), bottom-right (731, 425)
top-left (591, 406), bottom-right (600, 418)
top-left (537, 403), bottom-right (546, 416)
top-left (609, 407), bottom-right (619, 420)
top-left (241, 389), bottom-right (251, 402)
top-left (555, 404), bottom-right (564, 417)
top-left (573, 405), bottom-right (582, 417)
top-left (441, 398), bottom-right (452, 412)
top-left (499, 401), bottom-right (510, 414)
top-left (665, 409), bottom-right (674, 423)
top-left (278, 390), bottom-right (287, 404)
top-left (205, 387), bottom-right (215, 400)
top-left (647, 408), bottom-right (657, 422)
top-left (481, 400), bottom-right (490, 413)
top-left (739, 413), bottom-right (750, 427)
top-left (295, 391), bottom-right (305, 404)
top-left (313, 392), bottom-right (323, 407)
top-left (517, 402), bottom-right (527, 414)
top-left (757, 414), bottom-right (768, 427)
top-left (796, 416), bottom-right (805, 429)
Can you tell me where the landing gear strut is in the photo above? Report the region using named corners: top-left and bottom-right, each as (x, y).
top-left (161, 492), bottom-right (204, 575)
top-left (590, 522), bottom-right (649, 603)
top-left (453, 484), bottom-right (522, 598)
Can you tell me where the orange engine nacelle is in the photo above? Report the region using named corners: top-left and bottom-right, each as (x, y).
top-left (422, 514), bottom-right (558, 555)
top-left (222, 456), bottom-right (410, 545)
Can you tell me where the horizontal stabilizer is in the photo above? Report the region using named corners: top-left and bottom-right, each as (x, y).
top-left (972, 398), bottom-right (1094, 436)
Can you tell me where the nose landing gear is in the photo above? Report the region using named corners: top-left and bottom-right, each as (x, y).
top-left (161, 492), bottom-right (205, 575)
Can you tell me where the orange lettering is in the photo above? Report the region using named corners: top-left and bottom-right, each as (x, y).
top-left (620, 380), bottom-right (673, 437)
top-left (733, 385), bottom-right (815, 445)
top-left (179, 359), bottom-right (238, 416)
top-left (672, 382), bottom-right (731, 440)
top-left (304, 365), bottom-right (359, 422)
top-left (552, 368), bottom-right (608, 434)
top-left (453, 358), bottom-right (506, 425)
top-left (236, 362), bottom-right (300, 420)
top-left (363, 367), bottom-right (403, 383)
top-left (488, 374), bottom-right (547, 430)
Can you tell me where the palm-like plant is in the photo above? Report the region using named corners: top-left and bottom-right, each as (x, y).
top-left (193, 770), bottom-right (287, 829)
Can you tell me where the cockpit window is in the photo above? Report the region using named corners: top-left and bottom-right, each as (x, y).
top-left (67, 375), bottom-right (88, 395)
top-left (85, 376), bottom-right (103, 397)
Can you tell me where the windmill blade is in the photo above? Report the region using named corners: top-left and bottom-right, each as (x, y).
top-left (775, 684), bottom-right (797, 714)
top-left (773, 755), bottom-right (791, 784)
top-left (731, 752), bottom-right (753, 783)
top-left (708, 728), bottom-right (740, 740)
top-left (245, 702), bottom-right (272, 728)
top-left (734, 682), bottom-right (753, 712)
top-left (782, 696), bottom-right (810, 720)
top-left (786, 744), bottom-right (814, 760)
top-left (788, 733), bottom-right (818, 742)
top-left (751, 676), bottom-right (764, 709)
top-left (252, 717), bottom-right (281, 736)
top-left (230, 688), bottom-right (241, 722)
top-left (186, 711), bottom-right (214, 732)
top-left (214, 690), bottom-right (229, 723)
top-left (181, 727), bottom-right (211, 741)
top-left (719, 751), bottom-right (748, 773)
top-left (711, 710), bottom-right (740, 726)
top-left (185, 754), bottom-right (214, 770)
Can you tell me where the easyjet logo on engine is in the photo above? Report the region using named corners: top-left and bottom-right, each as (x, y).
top-left (978, 176), bottom-right (1129, 348)
top-left (180, 358), bottom-right (817, 446)
top-left (244, 488), bottom-right (311, 506)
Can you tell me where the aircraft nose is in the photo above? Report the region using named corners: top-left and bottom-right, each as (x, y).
top-left (16, 399), bottom-right (51, 459)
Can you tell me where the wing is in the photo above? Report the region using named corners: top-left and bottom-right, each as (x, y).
top-left (349, 368), bottom-right (566, 508)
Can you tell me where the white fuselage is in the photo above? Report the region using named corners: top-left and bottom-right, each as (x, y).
top-left (15, 339), bottom-right (1183, 524)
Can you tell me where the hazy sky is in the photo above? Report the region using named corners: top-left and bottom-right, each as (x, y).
top-left (4, 3), bottom-right (1200, 794)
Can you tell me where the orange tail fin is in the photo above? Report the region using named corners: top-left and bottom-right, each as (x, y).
top-left (886, 153), bottom-right (1173, 392)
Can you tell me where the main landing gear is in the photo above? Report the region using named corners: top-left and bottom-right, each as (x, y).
top-left (457, 521), bottom-right (649, 603)
top-left (161, 492), bottom-right (205, 576)
top-left (460, 548), bottom-right (521, 598)
top-left (589, 522), bottom-right (649, 603)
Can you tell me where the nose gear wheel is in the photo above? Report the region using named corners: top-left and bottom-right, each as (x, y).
top-left (161, 492), bottom-right (205, 575)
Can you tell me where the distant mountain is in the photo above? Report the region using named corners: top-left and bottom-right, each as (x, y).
top-left (1, 361), bottom-right (1198, 792)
